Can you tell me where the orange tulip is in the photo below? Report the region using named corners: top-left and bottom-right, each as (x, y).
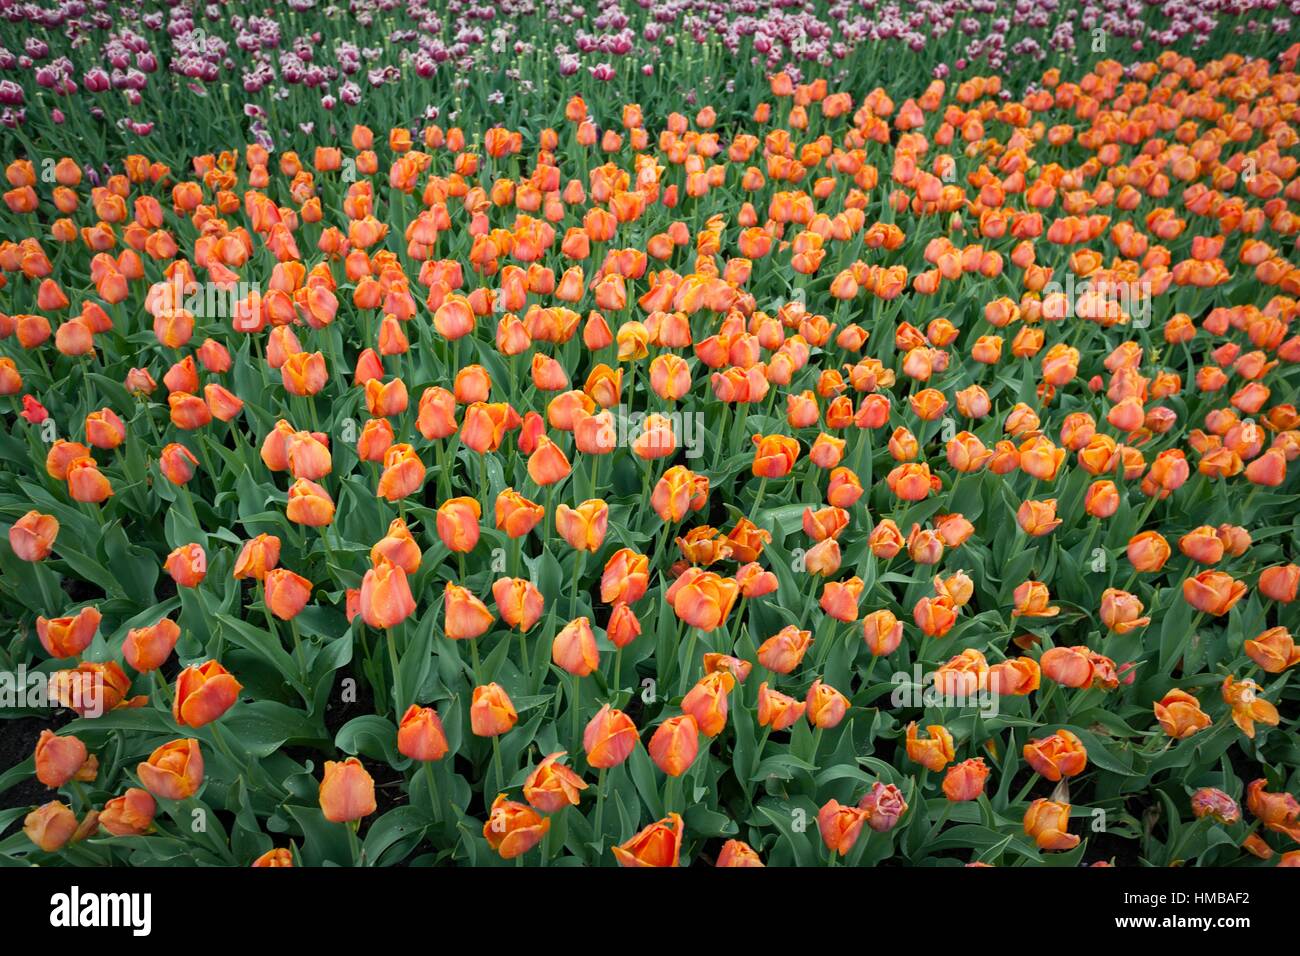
top-left (265, 567), bottom-right (312, 620)
top-left (99, 788), bottom-right (157, 837)
top-left (1023, 799), bottom-right (1080, 851)
top-left (397, 705), bottom-right (450, 761)
top-left (444, 583), bottom-right (494, 640)
top-left (356, 557), bottom-right (414, 630)
top-left (318, 757), bottom-right (377, 823)
top-left (24, 801), bottom-right (79, 852)
top-left (555, 499), bottom-right (610, 552)
top-left (495, 488), bottom-right (545, 538)
top-left (8, 510), bottom-right (58, 561)
top-left (1183, 571), bottom-right (1247, 616)
top-left (751, 433), bottom-right (800, 477)
top-left (470, 683), bottom-right (518, 737)
top-left (552, 616), bottom-right (600, 676)
top-left (36, 606), bottom-right (101, 658)
top-left (649, 715), bottom-right (700, 777)
top-left (34, 730), bottom-right (95, 788)
top-left (611, 812), bottom-right (683, 867)
top-left (583, 704), bottom-right (638, 768)
top-left (818, 799), bottom-right (869, 857)
top-left (436, 497), bottom-right (482, 552)
top-left (1153, 688), bottom-right (1212, 739)
top-left (942, 757), bottom-right (990, 801)
top-left (137, 738), bottom-right (204, 801)
top-left (123, 618), bottom-right (180, 673)
top-left (1023, 729), bottom-right (1088, 781)
top-left (492, 577), bottom-right (545, 632)
top-left (906, 722), bottom-right (955, 771)
top-left (523, 752), bottom-right (588, 813)
top-left (172, 660), bottom-right (241, 728)
top-left (483, 793), bottom-right (550, 859)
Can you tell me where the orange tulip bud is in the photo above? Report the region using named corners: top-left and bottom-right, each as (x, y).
top-left (318, 757), bottom-right (377, 823)
top-left (470, 682), bottom-right (518, 737)
top-left (397, 705), bottom-right (450, 761)
top-left (583, 704), bottom-right (638, 768)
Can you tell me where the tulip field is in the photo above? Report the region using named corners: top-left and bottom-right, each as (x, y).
top-left (1, 1), bottom-right (1299, 872)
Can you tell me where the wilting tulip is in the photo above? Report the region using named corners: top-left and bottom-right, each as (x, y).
top-left (34, 730), bottom-right (95, 788)
top-left (137, 738), bottom-right (204, 801)
top-left (484, 793), bottom-right (550, 859)
top-left (173, 660), bottom-right (242, 728)
top-left (859, 782), bottom-right (909, 832)
top-left (1222, 676), bottom-right (1280, 739)
top-left (1023, 730), bottom-right (1088, 781)
top-left (1190, 788), bottom-right (1240, 826)
top-left (318, 757), bottom-right (377, 823)
top-left (523, 752), bottom-right (588, 813)
top-left (99, 788), bottom-right (156, 837)
top-left (470, 683), bottom-right (518, 737)
top-left (1245, 779), bottom-right (1300, 841)
top-left (583, 705), bottom-right (638, 768)
top-left (9, 510), bottom-right (58, 561)
top-left (818, 799), bottom-right (869, 857)
top-left (1023, 799), bottom-right (1080, 851)
top-left (1154, 688), bottom-right (1212, 739)
top-left (612, 812), bottom-right (683, 867)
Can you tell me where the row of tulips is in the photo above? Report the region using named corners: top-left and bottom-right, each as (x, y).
top-left (1, 41), bottom-right (1298, 866)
